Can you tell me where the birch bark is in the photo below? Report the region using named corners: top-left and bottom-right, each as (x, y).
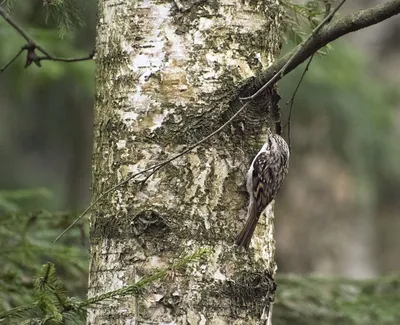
top-left (88, 1), bottom-right (283, 324)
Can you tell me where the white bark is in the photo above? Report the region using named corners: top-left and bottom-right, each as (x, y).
top-left (88, 1), bottom-right (282, 324)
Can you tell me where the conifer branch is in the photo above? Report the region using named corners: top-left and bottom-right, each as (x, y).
top-left (79, 247), bottom-right (210, 307)
top-left (0, 248), bottom-right (210, 323)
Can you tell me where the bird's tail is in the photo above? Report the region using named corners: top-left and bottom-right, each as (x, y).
top-left (235, 201), bottom-right (260, 249)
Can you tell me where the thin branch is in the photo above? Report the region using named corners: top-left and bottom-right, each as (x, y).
top-left (0, 6), bottom-right (93, 71)
top-left (0, 6), bottom-right (31, 42)
top-left (53, 0), bottom-right (348, 243)
top-left (54, 0), bottom-right (400, 242)
top-left (36, 53), bottom-right (94, 63)
top-left (53, 99), bottom-right (254, 243)
top-left (0, 47), bottom-right (24, 74)
top-left (285, 54), bottom-right (314, 152)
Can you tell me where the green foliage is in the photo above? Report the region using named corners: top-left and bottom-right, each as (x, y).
top-left (0, 189), bottom-right (88, 314)
top-left (0, 263), bottom-right (83, 325)
top-left (274, 275), bottom-right (400, 325)
top-left (281, 0), bottom-right (333, 54)
top-left (0, 0), bottom-right (15, 11)
top-left (33, 263), bottom-right (67, 323)
top-left (1, 0), bottom-right (94, 38)
top-left (0, 249), bottom-right (210, 324)
top-left (43, 0), bottom-right (85, 38)
top-left (0, 188), bottom-right (52, 213)
top-left (282, 0), bottom-right (324, 42)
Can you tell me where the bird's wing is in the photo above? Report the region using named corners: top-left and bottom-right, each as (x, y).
top-left (252, 151), bottom-right (274, 214)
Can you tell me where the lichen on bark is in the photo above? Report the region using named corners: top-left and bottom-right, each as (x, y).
top-left (88, 0), bottom-right (284, 324)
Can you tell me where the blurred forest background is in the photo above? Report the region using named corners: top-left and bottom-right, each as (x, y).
top-left (0, 0), bottom-right (399, 319)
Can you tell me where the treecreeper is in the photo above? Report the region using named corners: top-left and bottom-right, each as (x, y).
top-left (236, 132), bottom-right (290, 249)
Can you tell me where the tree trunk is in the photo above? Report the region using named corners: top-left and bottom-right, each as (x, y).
top-left (88, 1), bottom-right (283, 324)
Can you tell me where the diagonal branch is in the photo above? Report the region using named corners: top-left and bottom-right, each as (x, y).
top-left (0, 6), bottom-right (32, 42)
top-left (54, 0), bottom-right (400, 243)
top-left (53, 99), bottom-right (255, 243)
top-left (54, 0), bottom-right (349, 243)
top-left (0, 47), bottom-right (24, 74)
top-left (0, 6), bottom-right (93, 74)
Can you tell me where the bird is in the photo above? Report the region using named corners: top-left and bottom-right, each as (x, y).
top-left (236, 132), bottom-right (290, 249)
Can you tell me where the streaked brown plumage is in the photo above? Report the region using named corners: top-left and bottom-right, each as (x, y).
top-left (236, 133), bottom-right (290, 249)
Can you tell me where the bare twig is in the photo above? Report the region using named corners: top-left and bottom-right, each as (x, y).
top-left (0, 47), bottom-right (24, 74)
top-left (53, 99), bottom-right (254, 243)
top-left (54, 0), bottom-right (400, 242)
top-left (0, 7), bottom-right (32, 42)
top-left (53, 0), bottom-right (350, 243)
top-left (36, 53), bottom-right (94, 63)
top-left (285, 54), bottom-right (314, 152)
top-left (0, 6), bottom-right (93, 73)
